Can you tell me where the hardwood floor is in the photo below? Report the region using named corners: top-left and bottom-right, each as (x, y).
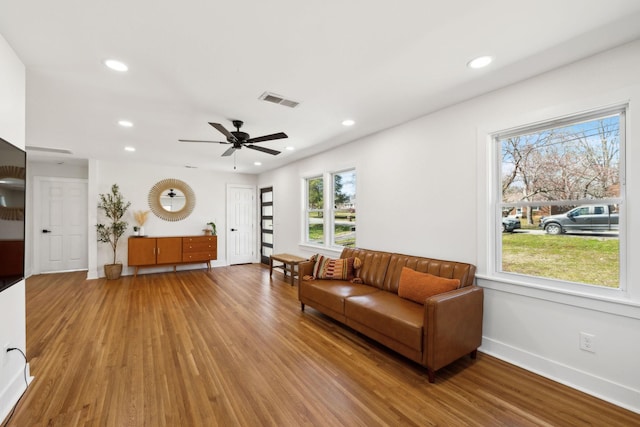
top-left (5, 265), bottom-right (639, 426)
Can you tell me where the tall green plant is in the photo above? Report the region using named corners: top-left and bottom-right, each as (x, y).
top-left (97, 184), bottom-right (131, 264)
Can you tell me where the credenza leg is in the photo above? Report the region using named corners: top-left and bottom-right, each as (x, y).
top-left (427, 369), bottom-right (435, 383)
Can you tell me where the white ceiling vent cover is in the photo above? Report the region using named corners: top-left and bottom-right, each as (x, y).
top-left (259, 91), bottom-right (300, 108)
top-left (26, 146), bottom-right (73, 154)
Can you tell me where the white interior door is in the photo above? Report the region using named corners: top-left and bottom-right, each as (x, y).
top-left (227, 184), bottom-right (256, 265)
top-left (37, 177), bottom-right (88, 273)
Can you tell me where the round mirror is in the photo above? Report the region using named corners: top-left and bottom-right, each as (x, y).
top-left (159, 188), bottom-right (186, 212)
top-left (0, 165), bottom-right (26, 221)
top-left (148, 178), bottom-right (195, 221)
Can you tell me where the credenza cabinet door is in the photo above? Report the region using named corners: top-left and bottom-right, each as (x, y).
top-left (157, 237), bottom-right (182, 264)
top-left (128, 238), bottom-right (157, 266)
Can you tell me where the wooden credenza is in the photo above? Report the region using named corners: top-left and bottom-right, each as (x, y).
top-left (128, 235), bottom-right (217, 277)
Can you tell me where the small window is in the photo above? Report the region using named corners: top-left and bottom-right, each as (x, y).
top-left (497, 106), bottom-right (625, 289)
top-left (305, 176), bottom-right (324, 245)
top-left (303, 169), bottom-right (357, 249)
top-left (331, 170), bottom-right (356, 248)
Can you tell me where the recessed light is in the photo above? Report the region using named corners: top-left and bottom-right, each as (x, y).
top-left (285, 146), bottom-right (295, 151)
top-left (104, 59), bottom-right (128, 72)
top-left (118, 120), bottom-right (133, 127)
top-left (124, 146), bottom-right (136, 152)
top-left (467, 56), bottom-right (493, 69)
top-left (342, 119), bottom-right (355, 127)
top-left (254, 161), bottom-right (262, 166)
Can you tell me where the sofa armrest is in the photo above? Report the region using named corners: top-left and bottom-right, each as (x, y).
top-left (298, 260), bottom-right (315, 285)
top-left (423, 286), bottom-right (483, 373)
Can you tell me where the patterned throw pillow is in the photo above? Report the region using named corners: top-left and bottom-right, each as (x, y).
top-left (311, 255), bottom-right (361, 280)
top-left (397, 267), bottom-right (460, 304)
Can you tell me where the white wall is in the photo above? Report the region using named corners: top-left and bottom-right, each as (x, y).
top-left (28, 160), bottom-right (88, 180)
top-left (90, 160), bottom-right (257, 278)
top-left (0, 32), bottom-right (29, 423)
top-left (258, 40), bottom-right (640, 412)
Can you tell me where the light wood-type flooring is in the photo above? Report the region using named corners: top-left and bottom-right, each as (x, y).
top-left (4, 265), bottom-right (639, 426)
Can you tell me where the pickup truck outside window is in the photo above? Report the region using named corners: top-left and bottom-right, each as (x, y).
top-left (539, 204), bottom-right (619, 235)
top-left (496, 106), bottom-right (625, 289)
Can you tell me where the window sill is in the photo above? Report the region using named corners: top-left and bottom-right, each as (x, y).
top-left (298, 243), bottom-right (343, 257)
top-left (476, 273), bottom-right (640, 320)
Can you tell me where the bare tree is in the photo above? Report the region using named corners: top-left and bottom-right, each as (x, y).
top-left (501, 116), bottom-right (620, 219)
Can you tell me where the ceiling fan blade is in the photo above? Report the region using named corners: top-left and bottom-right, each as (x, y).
top-left (179, 139), bottom-right (229, 144)
top-left (222, 146), bottom-right (237, 157)
top-left (246, 132), bottom-right (288, 144)
top-left (209, 122), bottom-right (237, 142)
top-left (246, 144), bottom-right (280, 156)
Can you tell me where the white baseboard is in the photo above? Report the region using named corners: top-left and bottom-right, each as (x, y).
top-left (480, 337), bottom-right (640, 414)
top-left (0, 363), bottom-right (32, 424)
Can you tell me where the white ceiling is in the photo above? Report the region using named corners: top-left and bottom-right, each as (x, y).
top-left (1, 1), bottom-right (640, 173)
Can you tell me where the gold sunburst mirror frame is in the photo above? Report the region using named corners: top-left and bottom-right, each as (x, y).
top-left (148, 178), bottom-right (196, 222)
top-left (0, 165), bottom-right (26, 221)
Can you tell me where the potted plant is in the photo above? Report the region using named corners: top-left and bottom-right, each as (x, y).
top-left (96, 184), bottom-right (131, 279)
top-left (207, 221), bottom-right (216, 236)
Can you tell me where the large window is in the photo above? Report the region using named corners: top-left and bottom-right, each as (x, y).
top-left (496, 106), bottom-right (625, 289)
top-left (304, 169), bottom-right (356, 248)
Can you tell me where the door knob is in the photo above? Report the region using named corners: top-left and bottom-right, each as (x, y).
top-left (42, 229), bottom-right (52, 233)
top-left (231, 228), bottom-right (237, 231)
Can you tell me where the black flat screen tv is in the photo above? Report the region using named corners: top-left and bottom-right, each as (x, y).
top-left (0, 137), bottom-right (26, 293)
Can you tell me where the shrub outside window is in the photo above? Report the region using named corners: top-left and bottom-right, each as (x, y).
top-left (496, 106), bottom-right (625, 289)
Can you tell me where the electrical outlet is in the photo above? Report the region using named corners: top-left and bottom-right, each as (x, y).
top-left (2, 342), bottom-right (9, 366)
top-left (579, 332), bottom-right (596, 353)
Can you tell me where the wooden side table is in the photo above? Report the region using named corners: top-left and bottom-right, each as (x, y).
top-left (269, 253), bottom-right (308, 286)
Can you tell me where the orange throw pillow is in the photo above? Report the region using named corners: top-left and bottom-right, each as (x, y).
top-left (397, 267), bottom-right (460, 304)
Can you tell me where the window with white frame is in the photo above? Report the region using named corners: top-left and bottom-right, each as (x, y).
top-left (304, 169), bottom-right (356, 248)
top-left (331, 169), bottom-right (356, 247)
top-left (305, 175), bottom-right (324, 245)
top-left (495, 106), bottom-right (625, 289)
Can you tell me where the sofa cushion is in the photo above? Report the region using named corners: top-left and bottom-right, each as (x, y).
top-left (397, 267), bottom-right (460, 304)
top-left (341, 249), bottom-right (392, 289)
top-left (312, 254), bottom-right (361, 280)
top-left (345, 292), bottom-right (424, 351)
top-left (301, 280), bottom-right (380, 315)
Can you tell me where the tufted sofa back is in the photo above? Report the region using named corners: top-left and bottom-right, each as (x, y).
top-left (341, 248), bottom-right (476, 294)
top-left (341, 248), bottom-right (391, 290)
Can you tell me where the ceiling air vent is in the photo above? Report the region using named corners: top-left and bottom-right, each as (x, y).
top-left (259, 91), bottom-right (300, 109)
top-left (26, 146), bottom-right (73, 154)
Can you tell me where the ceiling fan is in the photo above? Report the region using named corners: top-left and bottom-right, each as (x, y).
top-left (179, 120), bottom-right (288, 157)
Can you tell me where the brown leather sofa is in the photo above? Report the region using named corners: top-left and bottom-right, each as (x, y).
top-left (298, 247), bottom-right (483, 382)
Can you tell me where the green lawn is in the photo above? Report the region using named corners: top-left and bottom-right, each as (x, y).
top-left (502, 233), bottom-right (619, 287)
top-left (308, 224), bottom-right (355, 247)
